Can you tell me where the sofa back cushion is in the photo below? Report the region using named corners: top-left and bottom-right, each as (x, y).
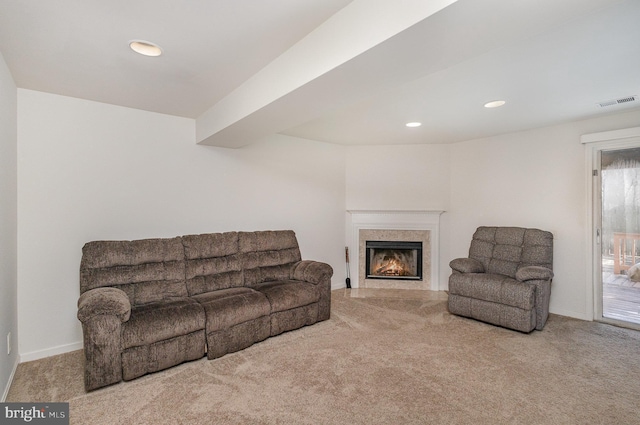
top-left (239, 230), bottom-right (302, 286)
top-left (469, 226), bottom-right (553, 278)
top-left (182, 232), bottom-right (243, 296)
top-left (80, 237), bottom-right (187, 306)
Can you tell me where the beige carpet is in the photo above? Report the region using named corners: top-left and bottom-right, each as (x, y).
top-left (7, 289), bottom-right (640, 424)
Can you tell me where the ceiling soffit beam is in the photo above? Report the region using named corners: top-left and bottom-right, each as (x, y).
top-left (195, 0), bottom-right (459, 148)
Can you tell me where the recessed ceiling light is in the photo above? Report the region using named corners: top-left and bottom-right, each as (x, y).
top-left (484, 100), bottom-right (506, 108)
top-left (129, 40), bottom-right (163, 57)
top-left (405, 122), bottom-right (422, 127)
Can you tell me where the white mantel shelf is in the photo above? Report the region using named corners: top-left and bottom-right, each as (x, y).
top-left (347, 209), bottom-right (445, 215)
top-left (346, 210), bottom-right (445, 291)
top-left (347, 210), bottom-right (444, 222)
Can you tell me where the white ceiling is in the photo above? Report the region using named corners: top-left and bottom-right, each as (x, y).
top-left (0, 0), bottom-right (353, 117)
top-left (1, 0), bottom-right (639, 147)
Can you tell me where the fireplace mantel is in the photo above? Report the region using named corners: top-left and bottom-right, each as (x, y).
top-left (346, 210), bottom-right (444, 290)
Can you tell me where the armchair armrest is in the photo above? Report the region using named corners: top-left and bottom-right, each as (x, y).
top-left (515, 266), bottom-right (554, 282)
top-left (291, 260), bottom-right (333, 284)
top-left (450, 258), bottom-right (484, 274)
top-left (516, 266), bottom-right (554, 331)
top-left (77, 287), bottom-right (131, 323)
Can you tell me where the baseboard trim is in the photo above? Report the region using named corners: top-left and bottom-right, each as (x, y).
top-left (549, 308), bottom-right (591, 322)
top-left (1, 358), bottom-right (19, 402)
top-left (19, 341), bottom-right (83, 363)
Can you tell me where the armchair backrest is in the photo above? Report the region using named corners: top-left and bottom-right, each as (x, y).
top-left (469, 226), bottom-right (553, 278)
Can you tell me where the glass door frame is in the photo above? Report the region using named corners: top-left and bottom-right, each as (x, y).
top-left (583, 126), bottom-right (640, 329)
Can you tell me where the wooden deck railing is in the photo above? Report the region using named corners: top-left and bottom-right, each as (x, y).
top-left (613, 232), bottom-right (640, 274)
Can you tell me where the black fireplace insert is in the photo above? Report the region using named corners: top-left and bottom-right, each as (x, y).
top-left (365, 240), bottom-right (422, 280)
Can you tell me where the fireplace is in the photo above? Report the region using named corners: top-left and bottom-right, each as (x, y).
top-left (365, 241), bottom-right (422, 280)
top-left (348, 210), bottom-right (443, 290)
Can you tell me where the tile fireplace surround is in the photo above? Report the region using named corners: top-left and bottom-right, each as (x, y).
top-left (347, 210), bottom-right (444, 291)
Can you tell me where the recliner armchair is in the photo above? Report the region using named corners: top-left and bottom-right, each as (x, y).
top-left (447, 226), bottom-right (554, 332)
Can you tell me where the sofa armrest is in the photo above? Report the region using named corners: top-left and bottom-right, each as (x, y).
top-left (450, 258), bottom-right (484, 274)
top-left (291, 260), bottom-right (333, 322)
top-left (77, 287), bottom-right (131, 323)
top-left (515, 266), bottom-right (554, 282)
top-left (77, 287), bottom-right (131, 391)
top-left (291, 260), bottom-right (333, 285)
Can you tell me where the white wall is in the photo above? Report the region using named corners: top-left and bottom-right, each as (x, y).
top-left (344, 109), bottom-right (640, 321)
top-left (17, 89), bottom-right (346, 360)
top-left (448, 124), bottom-right (585, 318)
top-left (345, 144), bottom-right (450, 211)
top-left (345, 143), bottom-right (451, 286)
top-left (14, 85), bottom-right (640, 363)
top-left (448, 109), bottom-right (640, 320)
top-left (0, 52), bottom-right (18, 400)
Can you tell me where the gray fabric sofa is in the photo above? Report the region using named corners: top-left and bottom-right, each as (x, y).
top-left (77, 230), bottom-right (332, 391)
top-left (447, 226), bottom-right (554, 333)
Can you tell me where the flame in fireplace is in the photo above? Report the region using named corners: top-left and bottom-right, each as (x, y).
top-left (372, 252), bottom-right (413, 276)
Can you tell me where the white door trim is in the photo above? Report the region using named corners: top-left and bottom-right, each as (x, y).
top-left (582, 127), bottom-right (640, 322)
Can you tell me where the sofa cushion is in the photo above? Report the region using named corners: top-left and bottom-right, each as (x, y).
top-left (122, 297), bottom-right (205, 349)
top-left (239, 231), bottom-right (302, 285)
top-left (80, 237), bottom-right (184, 270)
top-left (182, 232), bottom-right (243, 296)
top-left (253, 280), bottom-right (320, 313)
top-left (448, 273), bottom-right (535, 310)
top-left (80, 237), bottom-right (187, 306)
top-left (193, 287), bottom-right (271, 332)
top-left (192, 287), bottom-right (254, 304)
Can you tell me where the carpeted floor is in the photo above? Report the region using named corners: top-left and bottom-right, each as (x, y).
top-left (7, 289), bottom-right (640, 424)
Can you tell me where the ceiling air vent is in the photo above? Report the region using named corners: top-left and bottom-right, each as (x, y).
top-left (597, 95), bottom-right (638, 108)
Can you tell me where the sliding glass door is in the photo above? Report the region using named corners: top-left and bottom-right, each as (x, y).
top-left (599, 147), bottom-right (640, 326)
